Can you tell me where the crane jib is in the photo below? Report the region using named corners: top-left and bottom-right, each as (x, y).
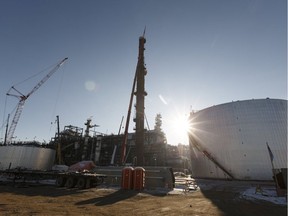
top-left (4, 57), bottom-right (68, 145)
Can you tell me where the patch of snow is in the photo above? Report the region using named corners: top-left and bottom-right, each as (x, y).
top-left (168, 188), bottom-right (184, 195)
top-left (240, 187), bottom-right (287, 206)
top-left (195, 181), bottom-right (223, 191)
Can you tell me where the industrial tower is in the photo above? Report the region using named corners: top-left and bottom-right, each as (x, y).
top-left (134, 34), bottom-right (147, 166)
top-left (120, 32), bottom-right (147, 166)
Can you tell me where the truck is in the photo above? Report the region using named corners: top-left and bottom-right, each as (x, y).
top-left (0, 168), bottom-right (106, 189)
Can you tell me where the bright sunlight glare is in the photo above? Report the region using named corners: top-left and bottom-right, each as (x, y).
top-left (166, 113), bottom-right (191, 145)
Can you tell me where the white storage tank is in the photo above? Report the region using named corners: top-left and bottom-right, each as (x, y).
top-left (0, 145), bottom-right (55, 170)
top-left (189, 98), bottom-right (287, 180)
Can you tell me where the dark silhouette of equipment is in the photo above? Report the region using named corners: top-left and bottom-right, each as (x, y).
top-left (121, 32), bottom-right (147, 165)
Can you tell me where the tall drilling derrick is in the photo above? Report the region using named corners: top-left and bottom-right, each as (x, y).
top-left (134, 35), bottom-right (147, 166)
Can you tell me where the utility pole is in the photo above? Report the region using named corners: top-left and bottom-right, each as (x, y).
top-left (56, 115), bottom-right (62, 164)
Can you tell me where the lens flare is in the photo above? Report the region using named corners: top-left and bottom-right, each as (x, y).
top-left (85, 80), bottom-right (97, 92)
top-left (168, 113), bottom-right (192, 145)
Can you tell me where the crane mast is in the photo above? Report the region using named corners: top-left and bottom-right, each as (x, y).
top-left (5, 57), bottom-right (68, 144)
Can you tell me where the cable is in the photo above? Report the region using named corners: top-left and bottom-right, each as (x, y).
top-left (48, 64), bottom-right (67, 138)
top-left (144, 113), bottom-right (150, 131)
top-left (12, 62), bottom-right (59, 88)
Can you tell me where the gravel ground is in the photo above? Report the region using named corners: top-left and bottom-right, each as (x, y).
top-left (0, 179), bottom-right (286, 216)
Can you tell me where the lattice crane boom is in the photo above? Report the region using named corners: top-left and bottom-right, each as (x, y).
top-left (5, 57), bottom-right (68, 144)
top-left (26, 58), bottom-right (68, 99)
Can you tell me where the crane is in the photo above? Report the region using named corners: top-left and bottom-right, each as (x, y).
top-left (5, 57), bottom-right (68, 144)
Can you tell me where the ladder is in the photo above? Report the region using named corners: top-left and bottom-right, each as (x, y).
top-left (189, 135), bottom-right (235, 179)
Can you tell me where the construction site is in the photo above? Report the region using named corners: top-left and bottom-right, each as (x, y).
top-left (0, 33), bottom-right (287, 215)
top-left (0, 33), bottom-right (191, 189)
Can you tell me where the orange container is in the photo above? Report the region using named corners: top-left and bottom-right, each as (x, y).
top-left (121, 167), bottom-right (134, 190)
top-left (133, 167), bottom-right (145, 190)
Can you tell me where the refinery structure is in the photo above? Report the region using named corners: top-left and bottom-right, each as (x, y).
top-left (0, 33), bottom-right (190, 174)
top-left (0, 34), bottom-right (287, 191)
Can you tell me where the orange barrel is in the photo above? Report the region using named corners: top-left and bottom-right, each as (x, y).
top-left (121, 167), bottom-right (134, 190)
top-left (133, 167), bottom-right (145, 190)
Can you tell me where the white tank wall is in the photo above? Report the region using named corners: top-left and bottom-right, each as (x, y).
top-left (189, 99), bottom-right (287, 180)
top-left (0, 146), bottom-right (55, 170)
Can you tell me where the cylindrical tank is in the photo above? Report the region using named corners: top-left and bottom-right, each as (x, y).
top-left (189, 98), bottom-right (287, 180)
top-left (0, 145), bottom-right (56, 170)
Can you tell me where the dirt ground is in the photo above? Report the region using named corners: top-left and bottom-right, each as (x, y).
top-left (0, 180), bottom-right (286, 216)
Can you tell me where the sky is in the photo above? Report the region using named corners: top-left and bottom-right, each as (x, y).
top-left (0, 0), bottom-right (287, 145)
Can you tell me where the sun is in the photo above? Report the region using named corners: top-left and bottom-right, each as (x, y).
top-left (169, 114), bottom-right (192, 144)
top-left (174, 115), bottom-right (191, 133)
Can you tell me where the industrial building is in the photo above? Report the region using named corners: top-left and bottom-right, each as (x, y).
top-left (188, 98), bottom-right (287, 181)
top-left (51, 119), bottom-right (185, 168)
top-left (53, 124), bottom-right (167, 167)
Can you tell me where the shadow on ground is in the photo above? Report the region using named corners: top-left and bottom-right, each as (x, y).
top-left (195, 179), bottom-right (287, 216)
top-left (75, 188), bottom-right (168, 206)
top-left (76, 189), bottom-right (138, 206)
top-left (0, 183), bottom-right (85, 197)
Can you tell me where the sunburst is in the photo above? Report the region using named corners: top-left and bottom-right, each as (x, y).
top-left (169, 113), bottom-right (192, 144)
